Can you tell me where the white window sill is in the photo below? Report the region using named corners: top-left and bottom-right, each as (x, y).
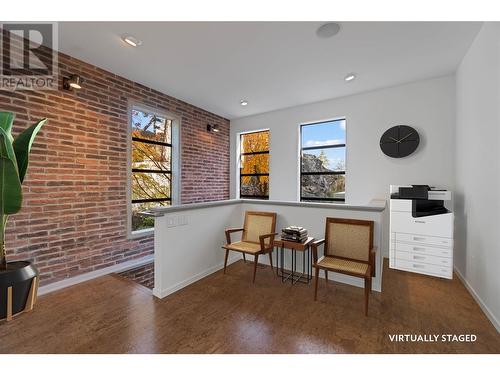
top-left (129, 227), bottom-right (154, 240)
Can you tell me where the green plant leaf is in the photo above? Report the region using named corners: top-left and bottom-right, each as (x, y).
top-left (0, 129), bottom-right (22, 215)
top-left (0, 126), bottom-right (18, 168)
top-left (13, 118), bottom-right (46, 183)
top-left (0, 158), bottom-right (22, 214)
top-left (0, 112), bottom-right (14, 143)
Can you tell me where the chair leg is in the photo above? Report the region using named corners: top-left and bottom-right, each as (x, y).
top-left (364, 277), bottom-right (370, 316)
top-left (223, 249), bottom-right (229, 274)
top-left (243, 253), bottom-right (247, 263)
top-left (268, 252), bottom-right (274, 273)
top-left (253, 254), bottom-right (259, 283)
top-left (314, 267), bottom-right (319, 301)
top-left (325, 270), bottom-right (328, 284)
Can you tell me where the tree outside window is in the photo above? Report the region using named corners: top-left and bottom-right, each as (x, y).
top-left (131, 108), bottom-right (172, 231)
top-left (239, 130), bottom-right (269, 199)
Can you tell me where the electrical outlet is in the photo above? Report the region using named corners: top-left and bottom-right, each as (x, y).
top-left (167, 216), bottom-right (176, 227)
top-left (179, 215), bottom-right (188, 226)
top-left (166, 215), bottom-right (187, 227)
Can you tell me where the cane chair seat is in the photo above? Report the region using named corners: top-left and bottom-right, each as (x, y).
top-left (223, 241), bottom-right (262, 254)
top-left (316, 256), bottom-right (369, 276)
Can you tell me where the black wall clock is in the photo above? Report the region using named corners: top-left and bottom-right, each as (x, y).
top-left (380, 125), bottom-right (420, 158)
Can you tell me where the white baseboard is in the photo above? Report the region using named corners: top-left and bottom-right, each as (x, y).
top-left (152, 255), bottom-right (240, 299)
top-left (454, 266), bottom-right (500, 333)
top-left (38, 255), bottom-right (154, 296)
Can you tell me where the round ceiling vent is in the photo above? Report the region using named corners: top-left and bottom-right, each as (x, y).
top-left (316, 22), bottom-right (341, 38)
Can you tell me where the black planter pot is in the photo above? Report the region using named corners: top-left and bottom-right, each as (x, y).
top-left (0, 261), bottom-right (39, 320)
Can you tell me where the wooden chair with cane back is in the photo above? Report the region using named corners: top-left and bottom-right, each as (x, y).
top-left (311, 218), bottom-right (376, 316)
top-left (222, 211), bottom-right (277, 283)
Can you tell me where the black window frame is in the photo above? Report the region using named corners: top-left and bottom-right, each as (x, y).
top-left (300, 119), bottom-right (346, 203)
top-left (239, 130), bottom-right (270, 200)
top-left (130, 110), bottom-right (173, 231)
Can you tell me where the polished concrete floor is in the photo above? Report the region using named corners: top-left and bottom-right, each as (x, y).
top-left (1, 259), bottom-right (499, 353)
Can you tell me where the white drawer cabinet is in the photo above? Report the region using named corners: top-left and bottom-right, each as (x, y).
top-left (394, 250), bottom-right (452, 267)
top-left (395, 259), bottom-right (452, 279)
top-left (394, 242), bottom-right (452, 258)
top-left (395, 233), bottom-right (453, 248)
top-left (389, 191), bottom-right (454, 280)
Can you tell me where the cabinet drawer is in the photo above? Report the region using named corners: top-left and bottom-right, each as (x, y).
top-left (395, 250), bottom-right (452, 266)
top-left (391, 211), bottom-right (453, 238)
top-left (395, 259), bottom-right (452, 279)
top-left (390, 199), bottom-right (411, 212)
top-left (396, 232), bottom-right (453, 248)
top-left (394, 242), bottom-right (452, 257)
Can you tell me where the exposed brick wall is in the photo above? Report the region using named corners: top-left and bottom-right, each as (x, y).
top-left (116, 262), bottom-right (154, 289)
top-left (0, 50), bottom-right (230, 286)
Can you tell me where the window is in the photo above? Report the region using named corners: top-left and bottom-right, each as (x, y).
top-left (130, 107), bottom-right (173, 232)
top-left (300, 119), bottom-right (346, 202)
top-left (239, 130), bottom-right (269, 199)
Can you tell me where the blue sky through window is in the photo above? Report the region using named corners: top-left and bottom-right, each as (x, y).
top-left (301, 119), bottom-right (346, 171)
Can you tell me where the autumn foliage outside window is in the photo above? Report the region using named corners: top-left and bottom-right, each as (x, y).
top-left (239, 130), bottom-right (269, 199)
top-left (131, 108), bottom-right (172, 231)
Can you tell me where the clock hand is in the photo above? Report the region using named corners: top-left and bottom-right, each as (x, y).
top-left (389, 137), bottom-right (399, 143)
top-left (398, 132), bottom-right (414, 142)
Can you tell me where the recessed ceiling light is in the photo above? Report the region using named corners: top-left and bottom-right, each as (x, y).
top-left (344, 73), bottom-right (356, 82)
top-left (122, 35), bottom-right (142, 47)
top-left (240, 100), bottom-right (248, 106)
top-left (316, 22), bottom-right (341, 39)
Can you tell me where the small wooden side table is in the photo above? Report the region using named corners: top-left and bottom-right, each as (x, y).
top-left (274, 237), bottom-right (314, 284)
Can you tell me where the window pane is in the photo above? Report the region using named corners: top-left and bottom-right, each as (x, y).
top-left (131, 201), bottom-right (169, 231)
top-left (241, 175), bottom-right (269, 197)
top-left (241, 131), bottom-right (269, 153)
top-left (132, 172), bottom-right (171, 201)
top-left (132, 141), bottom-right (171, 171)
top-left (302, 147), bottom-right (345, 172)
top-left (131, 109), bottom-right (171, 144)
top-left (241, 153), bottom-right (269, 174)
top-left (301, 174), bottom-right (345, 200)
top-left (302, 119), bottom-right (345, 148)
top-left (239, 130), bottom-right (269, 200)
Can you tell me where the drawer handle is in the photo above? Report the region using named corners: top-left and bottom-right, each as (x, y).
top-left (412, 264), bottom-right (425, 269)
top-left (413, 255), bottom-right (425, 260)
top-left (413, 247), bottom-right (426, 252)
top-left (413, 236), bottom-right (426, 241)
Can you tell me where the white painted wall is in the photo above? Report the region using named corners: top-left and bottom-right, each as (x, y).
top-left (454, 22), bottom-right (500, 332)
top-left (153, 200), bottom-right (387, 298)
top-left (230, 76), bottom-right (456, 204)
top-left (153, 203), bottom-right (243, 298)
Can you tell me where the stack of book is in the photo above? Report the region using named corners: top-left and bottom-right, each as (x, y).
top-left (281, 226), bottom-right (308, 243)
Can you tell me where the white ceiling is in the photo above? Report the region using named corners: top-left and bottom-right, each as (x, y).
top-left (59, 22), bottom-right (482, 119)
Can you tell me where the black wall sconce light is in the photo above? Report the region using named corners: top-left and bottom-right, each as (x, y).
top-left (207, 124), bottom-right (220, 133)
top-left (63, 74), bottom-right (84, 90)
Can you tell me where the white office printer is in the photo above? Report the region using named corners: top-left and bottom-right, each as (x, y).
top-left (389, 185), bottom-right (454, 279)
